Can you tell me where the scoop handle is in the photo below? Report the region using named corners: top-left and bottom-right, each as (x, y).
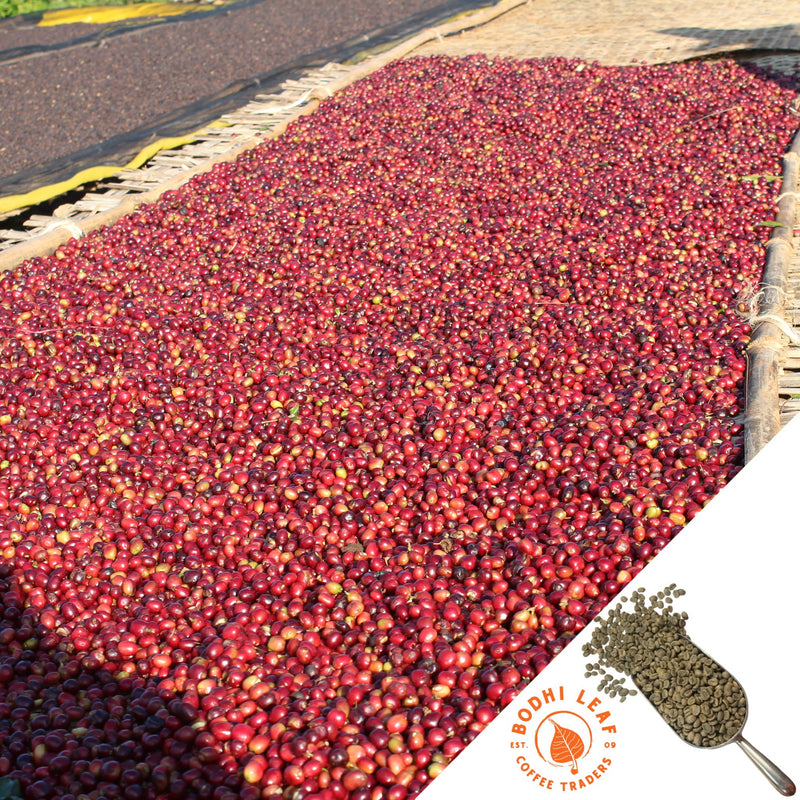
top-left (735, 734), bottom-right (796, 796)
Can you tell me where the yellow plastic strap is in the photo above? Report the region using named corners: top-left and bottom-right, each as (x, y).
top-left (38, 3), bottom-right (193, 27)
top-left (0, 126), bottom-right (228, 215)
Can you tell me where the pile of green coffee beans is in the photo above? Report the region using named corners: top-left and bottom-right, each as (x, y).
top-left (582, 585), bottom-right (747, 747)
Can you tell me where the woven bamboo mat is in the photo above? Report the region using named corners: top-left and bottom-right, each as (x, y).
top-left (411, 0), bottom-right (800, 64)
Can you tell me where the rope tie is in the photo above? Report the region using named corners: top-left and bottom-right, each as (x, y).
top-left (759, 285), bottom-right (790, 305)
top-left (746, 334), bottom-right (784, 349)
top-left (765, 237), bottom-right (793, 248)
top-left (741, 286), bottom-right (790, 319)
top-left (39, 220), bottom-right (83, 239)
top-left (749, 314), bottom-right (800, 344)
top-left (775, 191), bottom-right (800, 203)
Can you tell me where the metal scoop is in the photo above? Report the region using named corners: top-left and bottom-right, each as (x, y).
top-left (632, 633), bottom-right (795, 796)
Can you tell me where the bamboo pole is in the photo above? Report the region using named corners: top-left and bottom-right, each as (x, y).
top-left (744, 128), bottom-right (800, 463)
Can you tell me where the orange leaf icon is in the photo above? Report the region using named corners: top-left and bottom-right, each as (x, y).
top-left (549, 719), bottom-right (585, 774)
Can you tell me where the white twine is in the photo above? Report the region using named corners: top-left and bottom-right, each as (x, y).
top-left (749, 313), bottom-right (800, 344)
top-left (745, 335), bottom-right (787, 357)
top-left (741, 286), bottom-right (800, 342)
top-left (765, 237), bottom-right (793, 248)
top-left (740, 286), bottom-right (789, 318)
top-left (39, 220), bottom-right (83, 239)
top-left (775, 191), bottom-right (800, 203)
top-left (759, 285), bottom-right (790, 306)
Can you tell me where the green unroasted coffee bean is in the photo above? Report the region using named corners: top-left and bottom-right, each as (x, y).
top-left (583, 585), bottom-right (747, 747)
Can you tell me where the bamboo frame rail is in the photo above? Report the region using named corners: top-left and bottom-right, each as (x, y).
top-left (744, 131), bottom-right (800, 462)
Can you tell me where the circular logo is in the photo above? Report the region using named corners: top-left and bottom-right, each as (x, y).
top-left (507, 684), bottom-right (619, 792)
top-left (535, 710), bottom-right (593, 774)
